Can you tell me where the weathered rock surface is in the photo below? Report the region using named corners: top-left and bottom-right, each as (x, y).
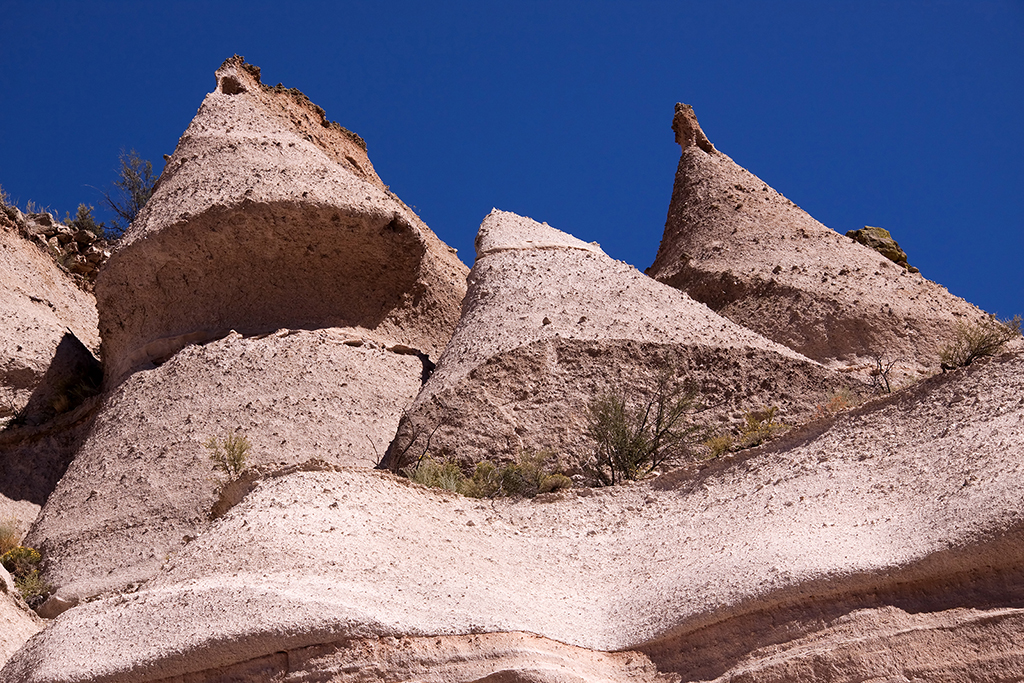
top-left (0, 582), bottom-right (43, 671)
top-left (382, 209), bottom-right (858, 474)
top-left (6, 349), bottom-right (1023, 681)
top-left (96, 56), bottom-right (468, 384)
top-left (0, 214), bottom-right (99, 425)
top-left (25, 328), bottom-right (423, 601)
top-left (648, 103), bottom-right (986, 373)
top-left (846, 225), bottom-right (914, 271)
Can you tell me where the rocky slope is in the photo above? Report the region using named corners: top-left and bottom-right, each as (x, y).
top-left (382, 209), bottom-right (861, 475)
top-left (5, 349), bottom-right (1023, 681)
top-left (648, 103), bottom-right (987, 377)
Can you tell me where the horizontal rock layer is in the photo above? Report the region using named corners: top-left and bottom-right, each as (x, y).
top-left (8, 350), bottom-right (1023, 681)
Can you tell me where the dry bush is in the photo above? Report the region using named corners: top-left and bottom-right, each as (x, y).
top-left (404, 450), bottom-right (571, 499)
top-left (738, 407), bottom-right (788, 448)
top-left (940, 315), bottom-right (1022, 370)
top-left (585, 374), bottom-right (701, 486)
top-left (206, 433), bottom-right (251, 477)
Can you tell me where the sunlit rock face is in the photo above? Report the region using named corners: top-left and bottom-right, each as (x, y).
top-left (648, 103), bottom-right (986, 375)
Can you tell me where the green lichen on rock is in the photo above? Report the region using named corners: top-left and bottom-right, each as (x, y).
top-left (846, 226), bottom-right (918, 272)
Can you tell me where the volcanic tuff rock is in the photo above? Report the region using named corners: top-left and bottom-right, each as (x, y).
top-left (381, 209), bottom-right (859, 474)
top-left (0, 581), bottom-right (42, 671)
top-left (0, 214), bottom-right (99, 425)
top-left (6, 350), bottom-right (1024, 681)
top-left (96, 55), bottom-right (468, 385)
top-left (648, 103), bottom-right (986, 373)
top-left (24, 56), bottom-right (468, 602)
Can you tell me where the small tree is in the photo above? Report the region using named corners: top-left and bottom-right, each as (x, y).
top-left (102, 149), bottom-right (157, 237)
top-left (65, 204), bottom-right (105, 237)
top-left (940, 315), bottom-right (1022, 371)
top-left (585, 373), bottom-right (701, 486)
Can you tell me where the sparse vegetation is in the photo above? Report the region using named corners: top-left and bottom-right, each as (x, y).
top-left (703, 433), bottom-right (734, 459)
top-left (1, 545), bottom-right (51, 608)
top-left (206, 432), bottom-right (251, 477)
top-left (815, 389), bottom-right (861, 419)
top-left (584, 374), bottom-right (702, 485)
top-left (940, 315), bottom-right (1021, 371)
top-left (404, 450), bottom-right (571, 499)
top-left (738, 406), bottom-right (788, 448)
top-left (64, 203), bottom-right (106, 238)
top-left (871, 355), bottom-right (897, 394)
top-left (102, 148), bottom-right (157, 238)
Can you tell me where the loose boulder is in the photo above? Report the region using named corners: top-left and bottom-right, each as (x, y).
top-left (647, 103), bottom-right (986, 372)
top-left (381, 209), bottom-right (856, 476)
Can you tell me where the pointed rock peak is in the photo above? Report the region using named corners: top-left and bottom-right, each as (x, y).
top-left (474, 209), bottom-right (605, 259)
top-left (673, 103), bottom-right (715, 154)
top-left (215, 54), bottom-right (263, 94)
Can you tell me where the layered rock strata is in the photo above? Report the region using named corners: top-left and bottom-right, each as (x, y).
top-left (6, 350), bottom-right (1024, 681)
top-left (23, 56), bottom-right (468, 602)
top-left (96, 55), bottom-right (468, 385)
top-left (25, 329), bottom-right (424, 601)
top-left (0, 214), bottom-right (99, 426)
top-left (648, 103), bottom-right (986, 372)
top-left (381, 209), bottom-right (854, 474)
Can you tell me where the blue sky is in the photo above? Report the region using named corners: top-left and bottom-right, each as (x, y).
top-left (1, 1), bottom-right (1021, 318)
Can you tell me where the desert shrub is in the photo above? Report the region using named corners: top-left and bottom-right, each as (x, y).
top-left (738, 407), bottom-right (788, 448)
top-left (940, 315), bottom-right (1022, 370)
top-left (206, 433), bottom-right (251, 477)
top-left (1, 545), bottom-right (51, 606)
top-left (102, 149), bottom-right (157, 238)
top-left (585, 374), bottom-right (701, 486)
top-left (65, 203), bottom-right (106, 238)
top-left (703, 433), bottom-right (734, 459)
top-left (0, 518), bottom-right (21, 555)
top-left (404, 450), bottom-right (571, 498)
top-left (815, 389), bottom-right (861, 418)
top-left (406, 458), bottom-right (464, 492)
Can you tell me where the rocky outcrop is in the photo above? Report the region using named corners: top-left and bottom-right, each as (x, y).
top-left (846, 225), bottom-right (914, 271)
top-left (6, 349), bottom-right (1023, 681)
top-left (0, 577), bottom-right (43, 671)
top-left (381, 209), bottom-right (857, 475)
top-left (0, 214), bottom-right (99, 427)
top-left (15, 210), bottom-right (111, 286)
top-left (25, 329), bottom-right (424, 601)
top-left (648, 103), bottom-right (986, 374)
top-left (96, 55), bottom-right (468, 385)
top-left (22, 56), bottom-right (469, 602)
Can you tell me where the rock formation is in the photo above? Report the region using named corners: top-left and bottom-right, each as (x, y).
top-left (381, 209), bottom-right (858, 475)
top-left (0, 568), bottom-right (42, 671)
top-left (6, 349), bottom-right (1023, 681)
top-left (0, 210), bottom-right (102, 545)
top-left (96, 55), bottom-right (468, 385)
top-left (648, 103), bottom-right (986, 374)
top-left (23, 56), bottom-right (469, 603)
top-left (0, 211), bottom-right (99, 427)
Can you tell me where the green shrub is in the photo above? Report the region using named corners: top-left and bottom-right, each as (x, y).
top-left (102, 149), bottom-right (157, 237)
top-left (404, 450), bottom-right (571, 498)
top-left (940, 315), bottom-right (1021, 370)
top-left (738, 407), bottom-right (787, 448)
top-left (206, 433), bottom-right (251, 477)
top-left (703, 433), bottom-right (734, 459)
top-left (64, 203), bottom-right (106, 238)
top-left (1, 545), bottom-right (51, 606)
top-left (585, 374), bottom-right (701, 485)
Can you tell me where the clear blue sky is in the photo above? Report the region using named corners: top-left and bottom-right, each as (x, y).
top-left (2, 1), bottom-right (1021, 318)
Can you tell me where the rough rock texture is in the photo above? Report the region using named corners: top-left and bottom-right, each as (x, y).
top-left (846, 225), bottom-right (914, 271)
top-left (15, 209), bottom-right (111, 286)
top-left (96, 56), bottom-right (468, 385)
top-left (382, 209), bottom-right (859, 473)
top-left (648, 103), bottom-right (986, 373)
top-left (0, 584), bottom-right (43, 671)
top-left (0, 214), bottom-right (99, 425)
top-left (25, 328), bottom-right (423, 601)
top-left (6, 349), bottom-right (1024, 681)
